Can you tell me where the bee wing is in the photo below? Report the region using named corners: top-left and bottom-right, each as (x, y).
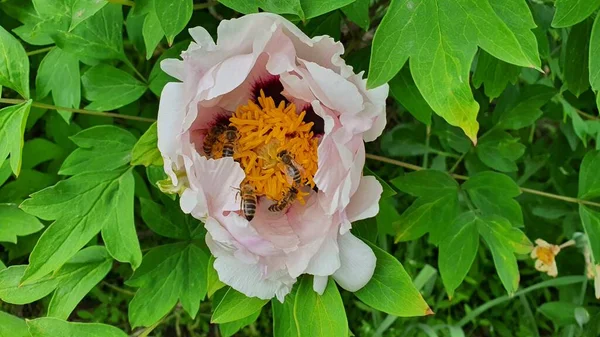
top-left (284, 166), bottom-right (295, 185)
top-left (290, 158), bottom-right (306, 176)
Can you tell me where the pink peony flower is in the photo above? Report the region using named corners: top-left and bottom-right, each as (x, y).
top-left (157, 13), bottom-right (388, 301)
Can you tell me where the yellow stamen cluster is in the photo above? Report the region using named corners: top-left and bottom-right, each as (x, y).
top-left (211, 91), bottom-right (318, 203)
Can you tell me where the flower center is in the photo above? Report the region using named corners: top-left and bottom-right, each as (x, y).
top-left (536, 246), bottom-right (555, 265)
top-left (209, 91), bottom-right (318, 203)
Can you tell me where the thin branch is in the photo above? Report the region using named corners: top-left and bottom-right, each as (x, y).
top-left (193, 2), bottom-right (217, 10)
top-left (26, 46), bottom-right (55, 56)
top-left (0, 98), bottom-right (156, 123)
top-left (365, 153), bottom-right (600, 208)
top-left (101, 281), bottom-right (135, 296)
top-left (576, 109), bottom-right (599, 120)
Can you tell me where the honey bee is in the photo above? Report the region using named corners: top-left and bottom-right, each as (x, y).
top-left (203, 123), bottom-right (226, 158)
top-left (222, 126), bottom-right (238, 157)
top-left (268, 186), bottom-right (298, 212)
top-left (239, 184), bottom-right (257, 221)
top-left (277, 150), bottom-right (302, 186)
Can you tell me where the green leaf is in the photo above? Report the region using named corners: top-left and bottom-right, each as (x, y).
top-left (477, 215), bottom-right (531, 295)
top-left (60, 125), bottom-right (137, 175)
top-left (218, 0), bottom-right (304, 19)
top-left (462, 171), bottom-right (523, 226)
top-left (0, 0), bottom-right (54, 45)
top-left (439, 212), bottom-right (479, 299)
top-left (131, 122), bottom-right (162, 166)
top-left (82, 64), bottom-right (147, 111)
top-left (35, 48), bottom-right (80, 122)
top-left (389, 65), bottom-right (433, 125)
top-left (590, 13), bottom-right (600, 110)
top-left (579, 150), bottom-right (600, 200)
top-left (579, 205), bottom-right (600, 263)
top-left (300, 0), bottom-right (354, 20)
top-left (22, 138), bottom-right (65, 171)
top-left (302, 11), bottom-right (342, 40)
top-left (219, 310), bottom-right (261, 337)
top-left (341, 0), bottom-right (369, 31)
top-left (564, 19), bottom-right (592, 97)
top-left (394, 193), bottom-right (458, 243)
top-left (142, 8), bottom-right (164, 59)
top-left (212, 287), bottom-right (268, 324)
top-left (552, 0), bottom-right (600, 28)
top-left (0, 203), bottom-right (44, 243)
top-left (538, 301), bottom-right (580, 326)
top-left (369, 0), bottom-right (540, 142)
top-left (272, 291), bottom-right (298, 337)
top-left (0, 265), bottom-right (58, 304)
top-left (0, 311), bottom-right (29, 337)
top-left (27, 317), bottom-right (128, 337)
top-left (149, 40), bottom-right (188, 96)
top-left (100, 170), bottom-right (141, 268)
top-left (560, 97), bottom-right (590, 144)
top-left (140, 198), bottom-right (203, 239)
top-left (476, 130), bottom-right (525, 172)
top-left (154, 0), bottom-right (192, 45)
top-left (0, 100), bottom-right (33, 175)
top-left (127, 242), bottom-right (209, 328)
top-left (0, 169), bottom-right (57, 203)
top-left (48, 246), bottom-right (112, 319)
top-left (472, 50), bottom-right (520, 100)
top-left (19, 168), bottom-right (131, 284)
top-left (53, 4), bottom-right (126, 62)
top-left (391, 170), bottom-right (458, 243)
top-left (391, 170), bottom-right (458, 197)
top-left (497, 84), bottom-right (556, 130)
top-left (68, 0), bottom-right (109, 31)
top-left (294, 276), bottom-right (348, 337)
top-left (0, 26), bottom-right (30, 99)
top-left (207, 255), bottom-right (225, 298)
top-left (355, 242), bottom-right (431, 316)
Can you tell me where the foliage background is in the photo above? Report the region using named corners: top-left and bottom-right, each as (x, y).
top-left (0, 0), bottom-right (600, 336)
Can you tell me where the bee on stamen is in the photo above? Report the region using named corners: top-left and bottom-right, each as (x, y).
top-left (203, 123), bottom-right (227, 158)
top-left (239, 183), bottom-right (257, 221)
top-left (268, 186), bottom-right (298, 212)
top-left (277, 150), bottom-right (303, 186)
top-left (222, 126), bottom-right (238, 158)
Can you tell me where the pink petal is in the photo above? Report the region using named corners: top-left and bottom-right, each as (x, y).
top-left (346, 176), bottom-right (383, 223)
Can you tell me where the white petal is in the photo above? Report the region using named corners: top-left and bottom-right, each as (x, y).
top-left (160, 59), bottom-right (185, 81)
top-left (189, 26), bottom-right (215, 49)
top-left (313, 276), bottom-right (328, 295)
top-left (157, 82), bottom-right (186, 179)
top-left (301, 60), bottom-right (363, 115)
top-left (332, 232), bottom-right (376, 292)
top-left (346, 176), bottom-right (383, 223)
top-left (212, 253), bottom-right (295, 301)
top-left (304, 226), bottom-right (340, 276)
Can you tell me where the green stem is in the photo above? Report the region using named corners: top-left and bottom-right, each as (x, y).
top-left (101, 281), bottom-right (135, 296)
top-left (449, 151), bottom-right (467, 173)
top-left (456, 276), bottom-right (587, 327)
top-left (0, 98), bottom-right (156, 123)
top-left (124, 58), bottom-right (148, 84)
top-left (423, 125), bottom-right (431, 168)
top-left (427, 148), bottom-right (460, 159)
top-left (26, 46), bottom-right (55, 56)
